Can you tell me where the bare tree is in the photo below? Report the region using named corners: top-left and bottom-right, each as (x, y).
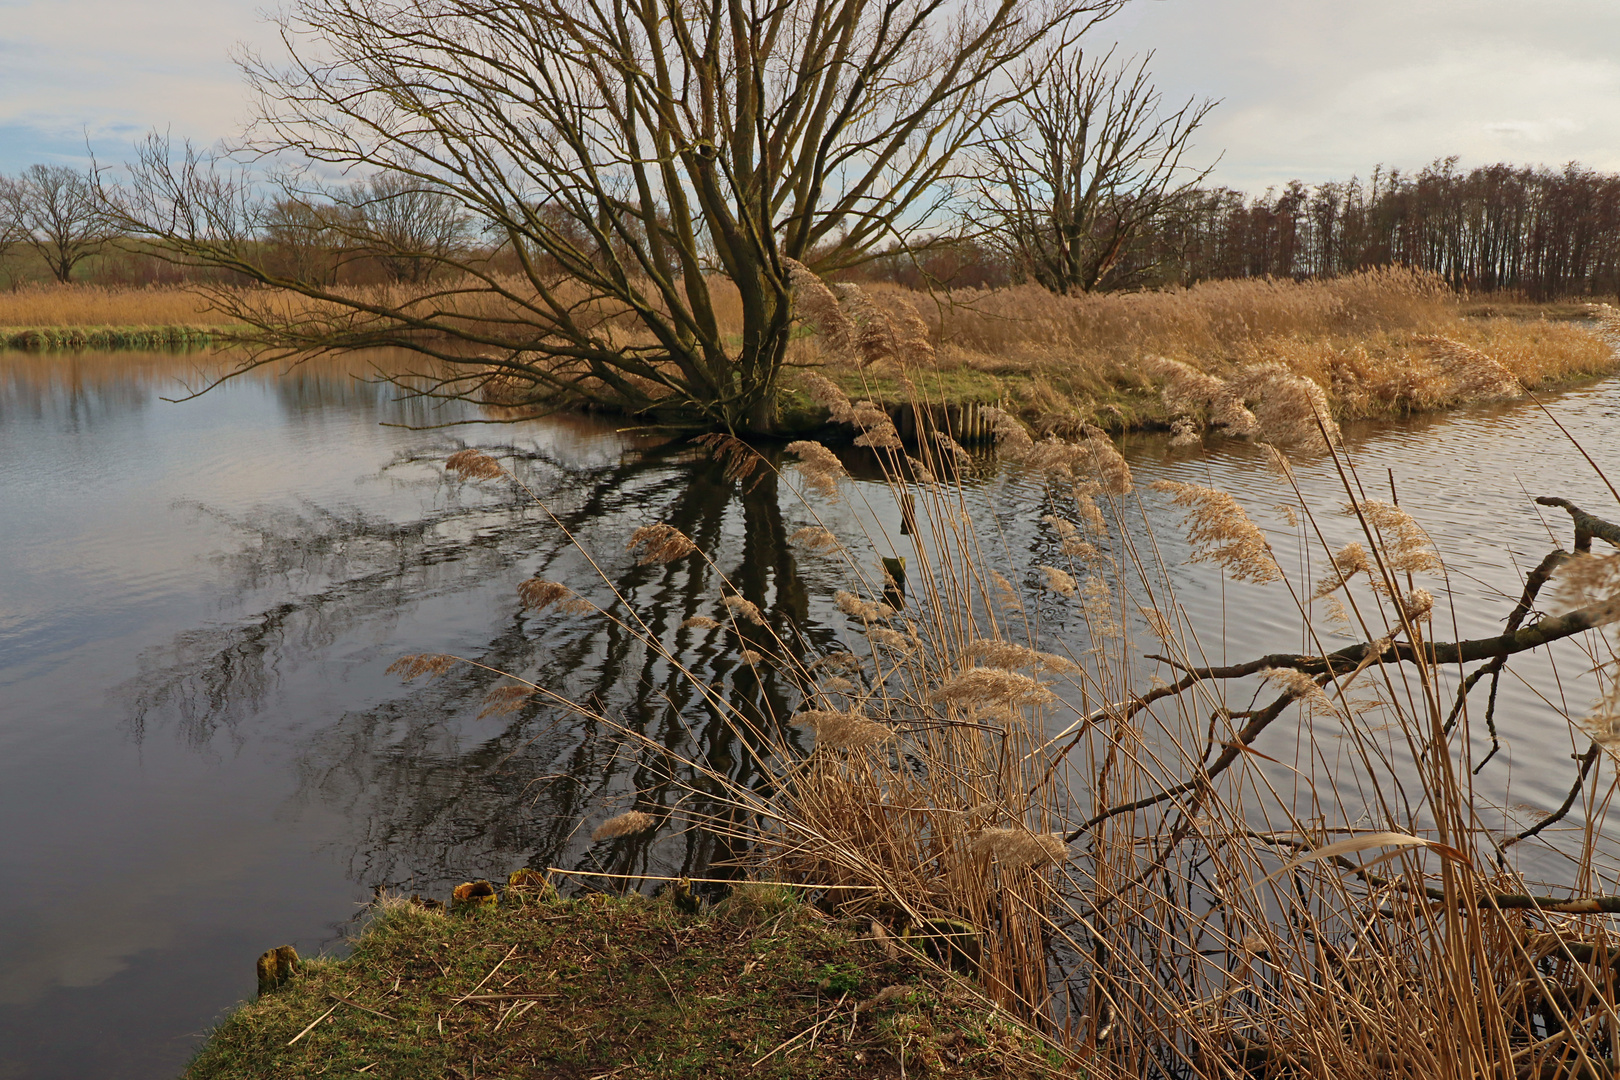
top-left (2, 164), bottom-right (108, 283)
top-left (101, 0), bottom-right (1119, 431)
top-left (345, 172), bottom-right (472, 284)
top-left (973, 47), bottom-right (1215, 295)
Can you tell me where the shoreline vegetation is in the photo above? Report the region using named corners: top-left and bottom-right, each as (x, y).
top-left (189, 882), bottom-right (1067, 1079)
top-left (87, 281), bottom-right (1620, 1075)
top-left (4, 272), bottom-right (1617, 437)
top-left (0, 324), bottom-right (240, 349)
top-left (179, 404), bottom-right (1620, 1077)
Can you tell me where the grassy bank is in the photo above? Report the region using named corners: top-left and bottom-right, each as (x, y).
top-left (0, 324), bottom-right (242, 350)
top-left (188, 883), bottom-right (1064, 1080)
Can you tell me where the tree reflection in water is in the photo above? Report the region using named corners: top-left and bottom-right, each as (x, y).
top-left (118, 438), bottom-right (843, 898)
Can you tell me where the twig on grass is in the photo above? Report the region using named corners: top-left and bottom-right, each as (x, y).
top-left (449, 943), bottom-right (520, 1010)
top-left (329, 993), bottom-right (399, 1022)
top-left (286, 1002), bottom-right (340, 1046)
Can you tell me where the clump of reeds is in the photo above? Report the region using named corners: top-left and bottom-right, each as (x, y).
top-left (391, 260), bottom-right (1620, 1079)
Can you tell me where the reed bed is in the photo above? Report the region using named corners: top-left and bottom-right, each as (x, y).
top-left (9, 273), bottom-right (1614, 446)
top-left (397, 319), bottom-right (1620, 1078)
top-left (0, 283), bottom-right (236, 326)
top-left (907, 268), bottom-right (1618, 426)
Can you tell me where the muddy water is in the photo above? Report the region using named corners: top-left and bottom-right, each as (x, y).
top-left (0, 349), bottom-right (1616, 1078)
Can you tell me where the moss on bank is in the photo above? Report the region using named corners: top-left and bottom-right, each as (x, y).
top-left (186, 884), bottom-right (1067, 1080)
top-left (0, 324), bottom-right (242, 350)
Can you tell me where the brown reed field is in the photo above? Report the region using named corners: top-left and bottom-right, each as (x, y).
top-left (0, 283), bottom-right (239, 326)
top-left (378, 297), bottom-right (1620, 1078)
top-left (8, 272), bottom-right (1616, 444)
top-left (901, 267), bottom-right (1618, 428)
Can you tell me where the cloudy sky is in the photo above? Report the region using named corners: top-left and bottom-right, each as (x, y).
top-left (2, 0), bottom-right (1618, 190)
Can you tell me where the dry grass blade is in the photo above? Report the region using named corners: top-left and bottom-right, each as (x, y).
top-left (1259, 831), bottom-right (1465, 886)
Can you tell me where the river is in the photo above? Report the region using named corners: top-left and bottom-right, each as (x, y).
top-left (1, 349), bottom-right (1617, 1078)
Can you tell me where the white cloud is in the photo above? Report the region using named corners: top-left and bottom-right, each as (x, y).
top-left (1, 0), bottom-right (1619, 186)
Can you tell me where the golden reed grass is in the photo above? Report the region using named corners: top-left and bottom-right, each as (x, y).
top-left (0, 283), bottom-right (233, 326)
top-left (904, 267), bottom-right (1617, 425)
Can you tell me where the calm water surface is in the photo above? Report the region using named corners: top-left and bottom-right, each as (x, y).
top-left (1, 349), bottom-right (1617, 1077)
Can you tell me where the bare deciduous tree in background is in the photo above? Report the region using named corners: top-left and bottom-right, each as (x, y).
top-left (100, 0), bottom-right (1119, 431)
top-left (346, 172), bottom-right (473, 285)
top-left (973, 47), bottom-right (1214, 295)
top-left (1, 164), bottom-right (108, 284)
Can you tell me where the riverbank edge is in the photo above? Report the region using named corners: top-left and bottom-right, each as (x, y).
top-left (791, 350), bottom-right (1620, 439)
top-left (0, 324), bottom-right (247, 349)
top-left (184, 883), bottom-right (1069, 1080)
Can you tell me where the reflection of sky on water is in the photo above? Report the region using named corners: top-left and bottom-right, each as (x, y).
top-left (1, 348), bottom-right (1618, 1077)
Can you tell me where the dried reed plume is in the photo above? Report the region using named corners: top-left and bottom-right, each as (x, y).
top-left (691, 432), bottom-right (768, 491)
top-left (931, 667), bottom-right (1056, 708)
top-left (835, 590), bottom-right (894, 622)
top-left (479, 684), bottom-right (535, 718)
top-left (445, 448), bottom-right (503, 480)
top-left (1313, 541), bottom-right (1371, 599)
top-left (990, 570), bottom-right (1022, 609)
top-left (1554, 551), bottom-right (1620, 609)
top-left (680, 615), bottom-right (722, 630)
top-left (517, 577), bottom-right (570, 611)
top-left (1260, 667), bottom-right (1336, 714)
top-left (1401, 587), bottom-right (1434, 621)
top-left (785, 439), bottom-right (847, 499)
top-left (738, 648), bottom-right (765, 664)
top-left (1230, 364), bottom-right (1342, 451)
top-left (386, 654), bottom-right (459, 680)
top-left (790, 526), bottom-right (843, 554)
top-left (1079, 428), bottom-right (1132, 494)
top-left (1414, 335), bottom-right (1523, 400)
top-left (801, 372), bottom-right (855, 423)
top-left (1140, 354), bottom-right (1260, 438)
top-left (1072, 482), bottom-right (1107, 533)
top-left (1038, 565), bottom-right (1078, 596)
top-left (830, 282), bottom-right (901, 368)
top-left (863, 627), bottom-right (915, 652)
top-left (722, 594), bottom-right (767, 626)
top-left (1351, 499), bottom-right (1442, 576)
top-left (796, 708), bottom-right (892, 750)
top-left (784, 258), bottom-right (852, 357)
top-left (847, 400), bottom-right (904, 450)
top-left (972, 827), bottom-right (1068, 869)
top-left (626, 523), bottom-right (697, 565)
top-left (592, 810), bottom-right (655, 841)
top-left (1151, 480), bottom-right (1282, 583)
top-left (933, 431), bottom-right (972, 464)
top-left (883, 293), bottom-right (937, 365)
top-left (965, 638), bottom-right (1079, 674)
top-left (979, 405), bottom-right (1036, 460)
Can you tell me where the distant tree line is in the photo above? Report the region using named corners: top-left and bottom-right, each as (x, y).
top-left (1118, 158), bottom-right (1620, 300)
top-left (5, 152), bottom-right (1618, 307)
top-left (859, 158), bottom-right (1620, 301)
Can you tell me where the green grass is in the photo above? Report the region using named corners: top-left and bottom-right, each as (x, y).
top-left (0, 324), bottom-right (244, 350)
top-left (185, 884), bottom-right (1068, 1080)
